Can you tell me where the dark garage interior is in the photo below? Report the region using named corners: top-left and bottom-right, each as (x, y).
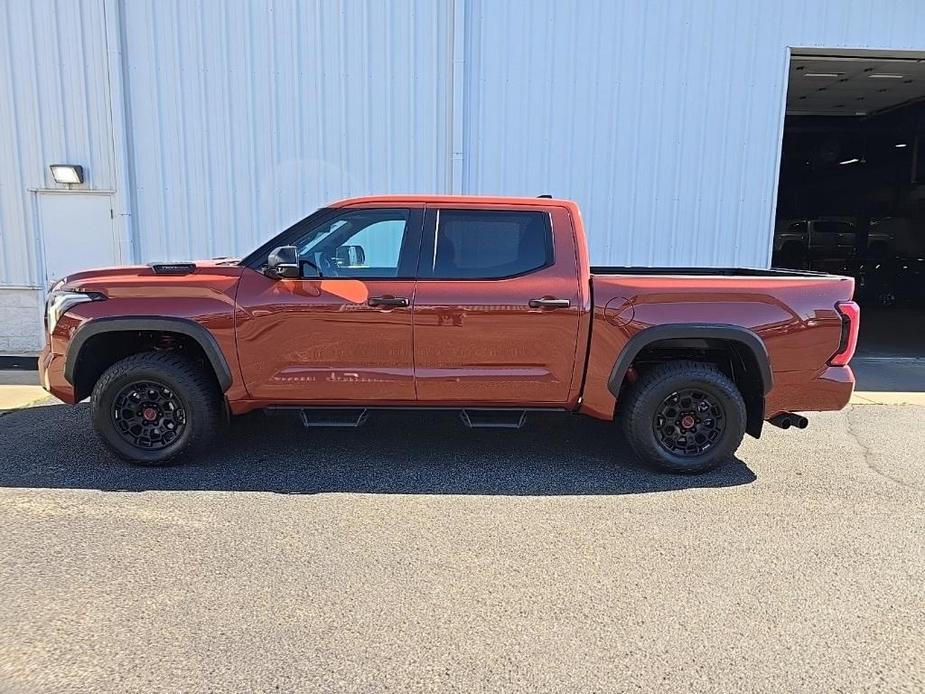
top-left (775, 52), bottom-right (925, 361)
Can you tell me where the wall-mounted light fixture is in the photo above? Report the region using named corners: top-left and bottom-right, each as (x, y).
top-left (49, 164), bottom-right (84, 184)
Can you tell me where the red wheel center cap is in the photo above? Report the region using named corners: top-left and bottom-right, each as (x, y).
top-left (680, 414), bottom-right (696, 429)
top-left (142, 407), bottom-right (158, 422)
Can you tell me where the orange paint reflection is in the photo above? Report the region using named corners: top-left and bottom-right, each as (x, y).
top-left (320, 279), bottom-right (369, 304)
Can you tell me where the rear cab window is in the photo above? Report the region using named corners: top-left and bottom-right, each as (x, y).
top-left (421, 209), bottom-right (553, 279)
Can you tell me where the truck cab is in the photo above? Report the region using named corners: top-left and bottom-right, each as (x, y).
top-left (235, 197), bottom-right (586, 408)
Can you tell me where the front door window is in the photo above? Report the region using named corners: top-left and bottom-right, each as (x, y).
top-left (295, 209), bottom-right (414, 278)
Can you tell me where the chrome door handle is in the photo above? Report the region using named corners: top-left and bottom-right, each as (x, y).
top-left (368, 296), bottom-right (409, 308)
top-left (529, 298), bottom-right (571, 309)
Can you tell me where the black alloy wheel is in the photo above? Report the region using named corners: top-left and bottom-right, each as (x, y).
top-left (111, 380), bottom-right (187, 450)
top-left (621, 360), bottom-right (747, 474)
top-left (652, 387), bottom-right (726, 457)
top-left (91, 351), bottom-right (223, 466)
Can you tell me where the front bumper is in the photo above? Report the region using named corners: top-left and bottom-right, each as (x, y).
top-left (39, 343), bottom-right (76, 404)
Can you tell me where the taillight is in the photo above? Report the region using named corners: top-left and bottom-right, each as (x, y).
top-left (829, 301), bottom-right (860, 366)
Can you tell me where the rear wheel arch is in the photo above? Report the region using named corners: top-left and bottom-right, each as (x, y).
top-left (65, 317), bottom-right (233, 401)
top-left (608, 324), bottom-right (772, 438)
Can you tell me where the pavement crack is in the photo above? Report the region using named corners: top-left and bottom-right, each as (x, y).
top-left (844, 407), bottom-right (913, 489)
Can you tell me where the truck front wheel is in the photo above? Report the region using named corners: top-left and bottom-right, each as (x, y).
top-left (621, 361), bottom-right (746, 474)
top-left (90, 352), bottom-right (222, 466)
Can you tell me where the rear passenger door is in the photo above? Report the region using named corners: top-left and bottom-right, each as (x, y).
top-left (412, 205), bottom-right (582, 406)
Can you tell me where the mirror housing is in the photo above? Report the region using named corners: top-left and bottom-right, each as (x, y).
top-left (266, 245), bottom-right (300, 279)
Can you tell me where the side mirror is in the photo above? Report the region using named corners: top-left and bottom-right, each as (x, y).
top-left (266, 245), bottom-right (300, 279)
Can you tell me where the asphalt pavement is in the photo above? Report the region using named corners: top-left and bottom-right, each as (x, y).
top-left (0, 400), bottom-right (922, 693)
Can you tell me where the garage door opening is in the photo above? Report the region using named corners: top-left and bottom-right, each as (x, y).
top-left (775, 50), bottom-right (925, 374)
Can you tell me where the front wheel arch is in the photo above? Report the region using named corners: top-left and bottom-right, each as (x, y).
top-left (66, 317), bottom-right (233, 401)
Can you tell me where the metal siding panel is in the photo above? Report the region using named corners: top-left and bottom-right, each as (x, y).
top-left (463, 0), bottom-right (925, 267)
top-left (0, 0), bottom-right (114, 288)
top-left (122, 0), bottom-right (451, 262)
top-left (3, 0), bottom-right (924, 288)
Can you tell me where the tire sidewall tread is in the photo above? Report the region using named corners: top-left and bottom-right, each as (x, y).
top-left (621, 360), bottom-right (747, 474)
top-left (90, 352), bottom-right (221, 466)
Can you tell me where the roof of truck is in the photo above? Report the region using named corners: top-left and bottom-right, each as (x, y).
top-left (330, 194), bottom-right (577, 207)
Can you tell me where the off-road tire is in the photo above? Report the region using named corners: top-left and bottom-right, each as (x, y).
top-left (90, 352), bottom-right (222, 466)
top-left (621, 360), bottom-right (746, 474)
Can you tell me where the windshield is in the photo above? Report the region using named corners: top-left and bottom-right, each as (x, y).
top-left (238, 207), bottom-right (335, 268)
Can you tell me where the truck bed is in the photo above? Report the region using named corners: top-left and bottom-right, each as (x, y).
top-left (580, 263), bottom-right (856, 423)
top-left (590, 266), bottom-right (836, 278)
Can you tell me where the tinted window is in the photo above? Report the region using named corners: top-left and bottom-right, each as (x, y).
top-left (293, 209), bottom-right (410, 277)
top-left (787, 221), bottom-right (807, 233)
top-left (814, 221), bottom-right (854, 234)
top-left (429, 210), bottom-right (552, 279)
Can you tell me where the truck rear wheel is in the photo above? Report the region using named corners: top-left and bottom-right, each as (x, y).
top-left (621, 360), bottom-right (746, 474)
top-left (90, 352), bottom-right (222, 466)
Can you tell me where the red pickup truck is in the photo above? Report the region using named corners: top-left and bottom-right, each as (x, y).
top-left (40, 195), bottom-right (859, 473)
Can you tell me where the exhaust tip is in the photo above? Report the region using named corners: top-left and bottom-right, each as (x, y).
top-left (769, 412), bottom-right (808, 430)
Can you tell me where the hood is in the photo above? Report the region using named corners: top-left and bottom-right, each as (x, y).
top-left (56, 259), bottom-right (245, 294)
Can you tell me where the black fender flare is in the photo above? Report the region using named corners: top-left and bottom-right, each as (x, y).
top-left (64, 316), bottom-right (233, 392)
top-left (607, 323), bottom-right (773, 398)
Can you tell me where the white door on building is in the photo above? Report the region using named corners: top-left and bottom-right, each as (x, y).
top-left (38, 192), bottom-right (119, 284)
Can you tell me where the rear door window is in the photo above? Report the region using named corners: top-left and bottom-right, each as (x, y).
top-left (423, 210), bottom-right (553, 279)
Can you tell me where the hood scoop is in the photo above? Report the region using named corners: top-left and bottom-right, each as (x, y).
top-left (149, 262), bottom-right (197, 275)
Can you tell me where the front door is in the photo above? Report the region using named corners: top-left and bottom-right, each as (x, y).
top-left (412, 205), bottom-right (583, 406)
top-left (235, 206), bottom-right (423, 403)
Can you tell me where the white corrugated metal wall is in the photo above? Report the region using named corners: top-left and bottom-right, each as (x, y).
top-left (0, 0), bottom-right (116, 288)
top-left (464, 0), bottom-right (925, 266)
top-left (2, 0), bottom-right (925, 350)
top-left (117, 0), bottom-right (925, 267)
top-left (121, 0), bottom-right (452, 261)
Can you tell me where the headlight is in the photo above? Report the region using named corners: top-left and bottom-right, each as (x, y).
top-left (45, 290), bottom-right (105, 333)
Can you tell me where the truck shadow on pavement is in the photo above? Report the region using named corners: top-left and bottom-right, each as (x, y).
top-left (0, 404), bottom-right (756, 495)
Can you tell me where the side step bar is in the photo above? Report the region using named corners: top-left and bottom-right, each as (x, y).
top-left (459, 409), bottom-right (527, 429)
top-left (300, 408), bottom-right (369, 428)
top-left (267, 406), bottom-right (548, 429)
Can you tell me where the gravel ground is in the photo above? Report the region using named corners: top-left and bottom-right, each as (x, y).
top-left (0, 403), bottom-right (922, 693)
